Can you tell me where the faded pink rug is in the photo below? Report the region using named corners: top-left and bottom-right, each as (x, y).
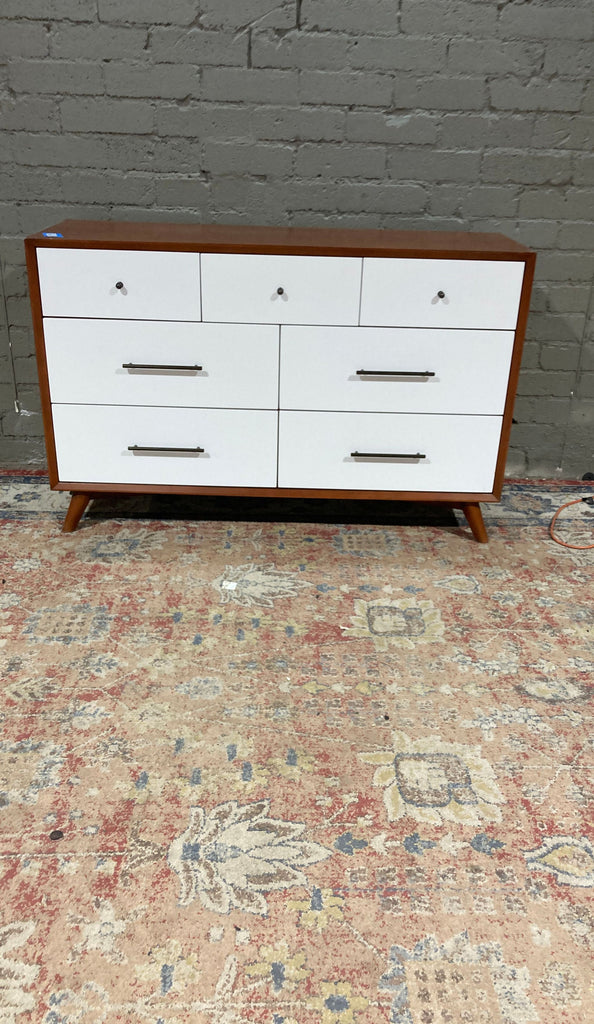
top-left (1, 476), bottom-right (593, 1023)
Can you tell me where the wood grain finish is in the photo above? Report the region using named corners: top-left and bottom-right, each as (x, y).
top-left (458, 503), bottom-right (489, 544)
top-left (25, 220), bottom-right (536, 538)
top-left (24, 240), bottom-right (59, 488)
top-left (27, 219), bottom-right (532, 257)
top-left (62, 487), bottom-right (494, 535)
top-left (62, 493), bottom-right (91, 533)
top-left (492, 249), bottom-right (536, 498)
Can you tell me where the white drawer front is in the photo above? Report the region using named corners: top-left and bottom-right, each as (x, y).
top-left (360, 258), bottom-right (524, 329)
top-left (44, 319), bottom-right (279, 409)
top-left (280, 326), bottom-right (514, 415)
top-left (37, 248), bottom-right (201, 321)
top-left (52, 405), bottom-right (278, 486)
top-left (201, 253), bottom-right (362, 325)
top-left (278, 411), bottom-right (502, 492)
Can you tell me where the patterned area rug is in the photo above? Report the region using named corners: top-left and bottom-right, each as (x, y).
top-left (1, 474), bottom-right (593, 1023)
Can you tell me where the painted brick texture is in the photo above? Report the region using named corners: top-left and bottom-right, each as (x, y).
top-left (0, 0), bottom-right (593, 476)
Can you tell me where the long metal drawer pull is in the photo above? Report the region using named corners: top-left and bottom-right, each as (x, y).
top-left (128, 445), bottom-right (205, 454)
top-left (351, 451), bottom-right (426, 460)
top-left (122, 362), bottom-right (203, 371)
top-left (356, 369), bottom-right (435, 377)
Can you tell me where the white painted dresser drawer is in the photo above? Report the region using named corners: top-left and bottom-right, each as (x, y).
top-left (51, 405), bottom-right (278, 486)
top-left (44, 319), bottom-right (279, 409)
top-left (201, 253), bottom-right (362, 325)
top-left (360, 258), bottom-right (525, 329)
top-left (278, 411), bottom-right (502, 492)
top-left (280, 326), bottom-right (514, 415)
top-left (37, 248), bottom-right (201, 321)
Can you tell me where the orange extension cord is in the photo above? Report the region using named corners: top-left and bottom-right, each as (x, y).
top-left (549, 497), bottom-right (594, 549)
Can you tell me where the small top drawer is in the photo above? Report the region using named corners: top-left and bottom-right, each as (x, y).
top-left (37, 248), bottom-right (201, 321)
top-left (360, 258), bottom-right (525, 330)
top-left (201, 253), bottom-right (362, 325)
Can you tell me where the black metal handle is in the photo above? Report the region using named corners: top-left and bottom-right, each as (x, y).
top-left (437, 290), bottom-right (445, 298)
top-left (356, 370), bottom-right (435, 377)
top-left (115, 281), bottom-right (124, 290)
top-left (122, 363), bottom-right (203, 371)
top-left (351, 451), bottom-right (426, 460)
top-left (128, 445), bottom-right (205, 454)
top-left (277, 286), bottom-right (284, 295)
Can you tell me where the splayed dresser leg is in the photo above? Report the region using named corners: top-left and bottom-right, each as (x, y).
top-left (62, 492), bottom-right (92, 533)
top-left (460, 502), bottom-right (488, 543)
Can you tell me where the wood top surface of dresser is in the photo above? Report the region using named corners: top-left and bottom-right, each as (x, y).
top-left (26, 219), bottom-right (533, 258)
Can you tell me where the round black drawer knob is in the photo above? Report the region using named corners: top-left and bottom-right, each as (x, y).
top-left (277, 286), bottom-right (284, 295)
top-left (437, 290), bottom-right (445, 299)
top-left (115, 281), bottom-right (124, 290)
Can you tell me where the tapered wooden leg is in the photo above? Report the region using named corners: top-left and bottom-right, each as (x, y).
top-left (461, 502), bottom-right (488, 543)
top-left (62, 492), bottom-right (92, 533)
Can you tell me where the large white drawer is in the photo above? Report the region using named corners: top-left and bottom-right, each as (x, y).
top-left (44, 319), bottom-right (279, 409)
top-left (37, 248), bottom-right (201, 321)
top-left (360, 258), bottom-right (524, 329)
top-left (51, 405), bottom-right (278, 486)
top-left (201, 253), bottom-right (362, 325)
top-left (278, 411), bottom-right (502, 492)
top-left (280, 326), bottom-right (514, 415)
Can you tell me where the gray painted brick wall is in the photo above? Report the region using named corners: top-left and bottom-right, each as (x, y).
top-left (1, 0), bottom-right (593, 477)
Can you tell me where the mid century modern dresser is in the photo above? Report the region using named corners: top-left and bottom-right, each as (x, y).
top-left (25, 221), bottom-right (535, 541)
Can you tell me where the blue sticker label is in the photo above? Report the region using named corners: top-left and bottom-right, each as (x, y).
top-left (42, 232), bottom-right (63, 237)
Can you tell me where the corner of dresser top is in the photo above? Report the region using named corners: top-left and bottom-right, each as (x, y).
top-left (25, 220), bottom-right (83, 245)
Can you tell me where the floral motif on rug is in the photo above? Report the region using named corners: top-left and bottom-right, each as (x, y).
top-left (361, 731), bottom-right (505, 826)
top-left (0, 474), bottom-right (593, 1022)
top-left (343, 598), bottom-right (444, 650)
top-left (167, 800), bottom-right (331, 912)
